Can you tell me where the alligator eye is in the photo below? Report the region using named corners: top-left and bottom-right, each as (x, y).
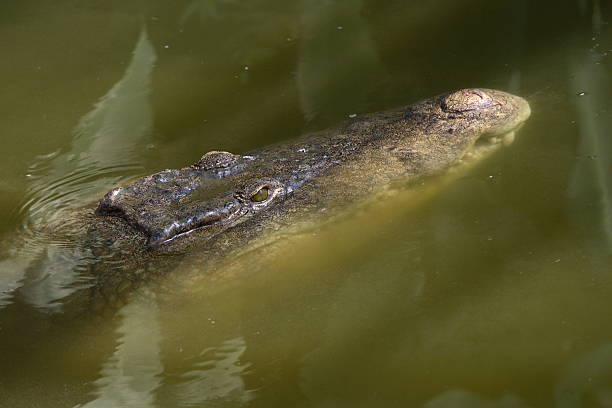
top-left (250, 187), bottom-right (269, 202)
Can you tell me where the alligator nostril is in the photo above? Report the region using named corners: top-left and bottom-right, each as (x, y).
top-left (442, 89), bottom-right (494, 113)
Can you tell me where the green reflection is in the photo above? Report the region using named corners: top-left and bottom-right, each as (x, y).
top-left (0, 27), bottom-right (156, 310)
top-left (80, 297), bottom-right (163, 408)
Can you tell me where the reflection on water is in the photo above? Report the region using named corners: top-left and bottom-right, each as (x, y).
top-left (423, 391), bottom-right (529, 408)
top-left (22, 27), bottom-right (156, 222)
top-left (567, 0), bottom-right (612, 254)
top-left (0, 0), bottom-right (610, 407)
top-left (174, 337), bottom-right (254, 406)
top-left (0, 256), bottom-right (31, 307)
top-left (0, 27), bottom-right (156, 310)
top-left (19, 245), bottom-right (94, 310)
top-left (80, 297), bottom-right (163, 408)
top-left (82, 295), bottom-right (253, 407)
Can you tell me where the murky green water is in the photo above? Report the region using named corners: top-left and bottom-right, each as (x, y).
top-left (0, 0), bottom-right (611, 407)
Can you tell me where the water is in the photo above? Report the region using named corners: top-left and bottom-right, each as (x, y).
top-left (0, 0), bottom-right (611, 406)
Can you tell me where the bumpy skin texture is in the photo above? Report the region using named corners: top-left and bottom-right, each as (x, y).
top-left (64, 89), bottom-right (530, 308)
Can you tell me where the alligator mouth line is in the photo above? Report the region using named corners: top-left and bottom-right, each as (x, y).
top-left (474, 129), bottom-right (516, 150)
top-left (457, 120), bottom-right (526, 169)
top-left (147, 205), bottom-right (247, 248)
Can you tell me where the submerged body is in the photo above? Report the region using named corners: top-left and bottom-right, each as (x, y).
top-left (34, 89), bottom-right (530, 309)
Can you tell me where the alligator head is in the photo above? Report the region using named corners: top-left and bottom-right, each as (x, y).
top-left (95, 89), bottom-right (530, 250)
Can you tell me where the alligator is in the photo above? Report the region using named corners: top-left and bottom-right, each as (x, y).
top-left (26, 88), bottom-right (531, 311)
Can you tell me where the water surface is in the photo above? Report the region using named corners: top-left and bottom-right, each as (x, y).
top-left (0, 1), bottom-right (610, 407)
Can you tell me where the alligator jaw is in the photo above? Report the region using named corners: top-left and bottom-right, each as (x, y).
top-left (146, 203), bottom-right (247, 248)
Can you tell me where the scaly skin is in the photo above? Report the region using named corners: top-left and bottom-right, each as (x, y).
top-left (53, 88), bottom-right (530, 311)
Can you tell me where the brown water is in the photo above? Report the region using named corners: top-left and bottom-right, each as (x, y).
top-left (0, 0), bottom-right (611, 407)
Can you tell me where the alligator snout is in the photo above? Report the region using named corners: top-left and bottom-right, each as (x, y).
top-left (147, 198), bottom-right (246, 247)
